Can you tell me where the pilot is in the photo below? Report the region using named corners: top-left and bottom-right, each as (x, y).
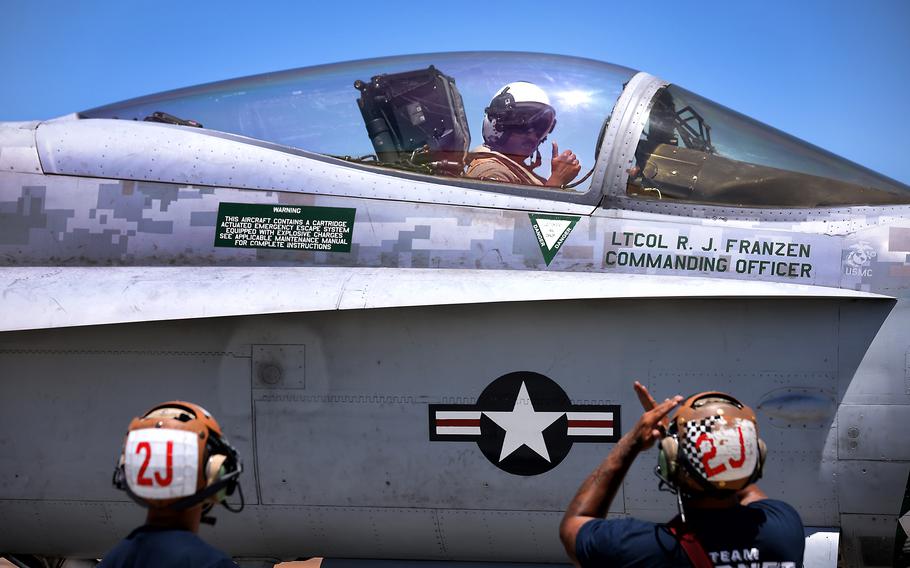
top-left (466, 82), bottom-right (581, 188)
top-left (559, 383), bottom-right (804, 567)
top-left (101, 401), bottom-right (243, 567)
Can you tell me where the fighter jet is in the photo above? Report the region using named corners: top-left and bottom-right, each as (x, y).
top-left (0, 52), bottom-right (907, 567)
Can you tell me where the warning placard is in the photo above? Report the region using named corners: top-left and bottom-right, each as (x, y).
top-left (528, 213), bottom-right (580, 266)
top-left (215, 202), bottom-right (356, 252)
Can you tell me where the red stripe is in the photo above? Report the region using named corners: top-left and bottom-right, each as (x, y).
top-left (568, 420), bottom-right (613, 428)
top-left (436, 419), bottom-right (481, 427)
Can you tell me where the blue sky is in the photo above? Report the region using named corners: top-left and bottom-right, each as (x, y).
top-left (3, 0), bottom-right (908, 184)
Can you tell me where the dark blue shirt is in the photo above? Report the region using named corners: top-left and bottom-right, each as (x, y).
top-left (99, 525), bottom-right (238, 568)
top-left (576, 499), bottom-right (804, 567)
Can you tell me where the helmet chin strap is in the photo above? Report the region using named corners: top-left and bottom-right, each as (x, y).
top-left (113, 463), bottom-right (244, 522)
top-left (676, 490), bottom-right (687, 524)
top-left (169, 468), bottom-right (243, 511)
top-left (528, 147), bottom-right (543, 170)
top-left (654, 464), bottom-right (687, 523)
top-left (524, 130), bottom-right (553, 169)
top-left (200, 502), bottom-right (217, 526)
top-left (202, 480), bottom-right (245, 525)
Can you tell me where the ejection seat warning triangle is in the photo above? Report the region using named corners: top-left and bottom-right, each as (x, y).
top-left (215, 202), bottom-right (355, 252)
top-left (529, 214), bottom-right (580, 266)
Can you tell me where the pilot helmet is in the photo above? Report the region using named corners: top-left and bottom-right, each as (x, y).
top-left (482, 81), bottom-right (557, 157)
top-left (112, 401), bottom-right (243, 516)
top-left (657, 392), bottom-right (767, 496)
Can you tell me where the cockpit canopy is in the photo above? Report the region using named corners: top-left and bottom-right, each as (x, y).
top-left (625, 83), bottom-right (909, 207)
top-left (82, 52), bottom-right (630, 192)
top-left (81, 52), bottom-right (909, 208)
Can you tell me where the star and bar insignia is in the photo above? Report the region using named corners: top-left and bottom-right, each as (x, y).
top-left (428, 371), bottom-right (621, 476)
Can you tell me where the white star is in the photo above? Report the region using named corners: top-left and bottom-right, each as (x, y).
top-left (484, 381), bottom-right (564, 462)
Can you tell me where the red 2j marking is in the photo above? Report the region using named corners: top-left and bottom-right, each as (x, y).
top-left (135, 441), bottom-right (174, 487)
top-left (697, 427), bottom-right (748, 478)
top-left (728, 427), bottom-right (747, 468)
top-left (696, 433), bottom-right (727, 478)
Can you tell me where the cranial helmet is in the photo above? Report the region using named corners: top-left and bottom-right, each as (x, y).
top-left (112, 401), bottom-right (243, 518)
top-left (657, 392), bottom-right (767, 496)
top-left (482, 81), bottom-right (557, 157)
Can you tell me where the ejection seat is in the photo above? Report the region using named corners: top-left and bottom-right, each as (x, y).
top-left (353, 66), bottom-right (471, 177)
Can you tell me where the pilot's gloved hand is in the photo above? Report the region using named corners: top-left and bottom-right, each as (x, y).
top-left (546, 142), bottom-right (581, 188)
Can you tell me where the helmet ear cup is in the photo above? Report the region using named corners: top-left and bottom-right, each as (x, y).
top-left (204, 454), bottom-right (229, 503)
top-left (205, 454), bottom-right (227, 487)
top-left (751, 438), bottom-right (767, 483)
top-left (658, 435), bottom-right (679, 484)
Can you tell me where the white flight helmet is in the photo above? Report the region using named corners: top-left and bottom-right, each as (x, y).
top-left (482, 81), bottom-right (557, 157)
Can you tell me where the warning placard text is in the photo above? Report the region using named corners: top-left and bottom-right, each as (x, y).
top-left (215, 202), bottom-right (356, 252)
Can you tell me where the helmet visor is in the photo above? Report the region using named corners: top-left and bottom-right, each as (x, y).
top-left (494, 102), bottom-right (556, 138)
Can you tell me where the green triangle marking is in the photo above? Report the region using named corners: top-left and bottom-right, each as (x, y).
top-left (529, 213), bottom-right (580, 266)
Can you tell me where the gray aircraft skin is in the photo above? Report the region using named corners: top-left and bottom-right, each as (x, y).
top-left (0, 52), bottom-right (908, 567)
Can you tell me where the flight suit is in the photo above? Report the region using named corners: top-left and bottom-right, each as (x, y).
top-left (466, 145), bottom-right (544, 186)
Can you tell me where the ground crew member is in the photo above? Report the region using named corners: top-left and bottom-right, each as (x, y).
top-left (466, 82), bottom-right (581, 187)
top-left (101, 401), bottom-right (244, 567)
top-left (560, 382), bottom-right (804, 567)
